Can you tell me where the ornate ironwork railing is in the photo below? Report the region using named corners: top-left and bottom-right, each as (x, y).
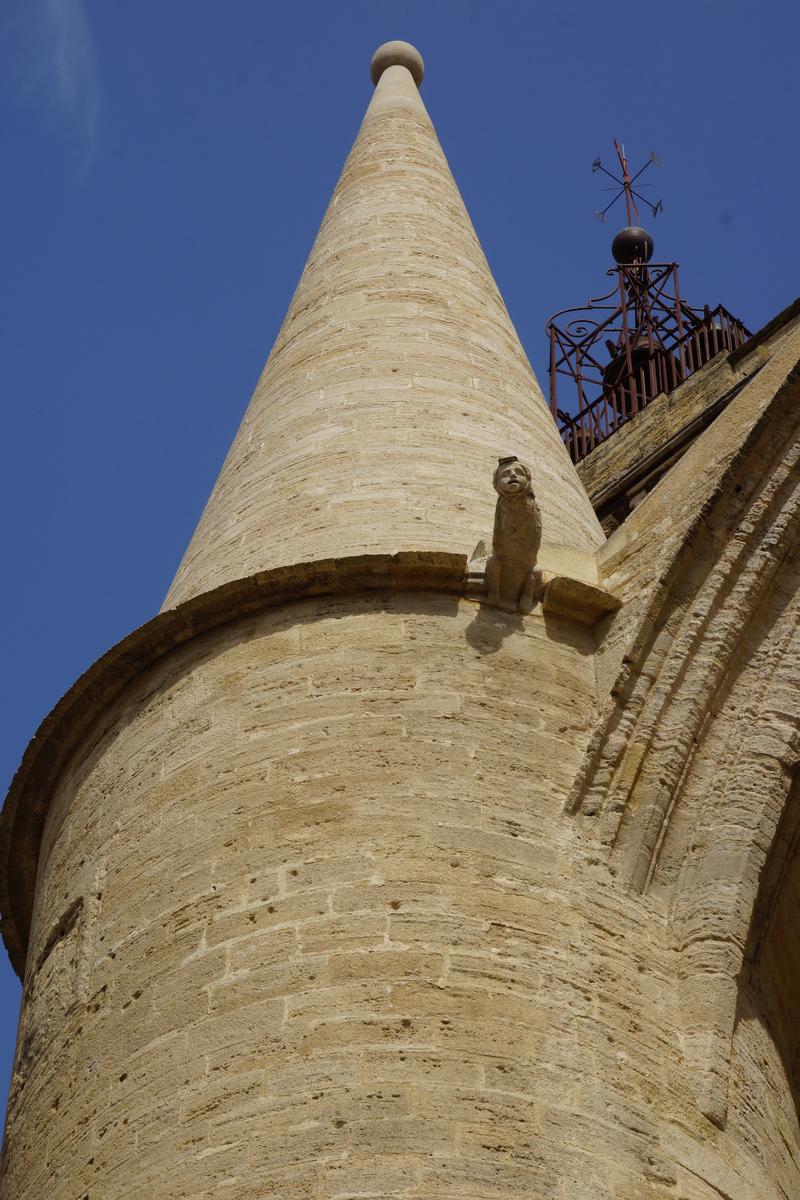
top-left (554, 304), bottom-right (750, 464)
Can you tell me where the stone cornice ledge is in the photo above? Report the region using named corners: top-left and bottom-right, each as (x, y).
top-left (0, 550), bottom-right (620, 977)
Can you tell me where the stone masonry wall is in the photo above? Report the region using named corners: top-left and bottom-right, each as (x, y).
top-left (576, 352), bottom-right (737, 505)
top-left (164, 63), bottom-right (603, 610)
top-left (1, 590), bottom-right (797, 1199)
top-left (576, 311), bottom-right (800, 511)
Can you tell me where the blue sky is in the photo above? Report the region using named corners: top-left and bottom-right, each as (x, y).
top-left (1, 0), bottom-right (798, 1114)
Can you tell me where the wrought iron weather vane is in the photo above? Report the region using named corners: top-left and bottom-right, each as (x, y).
top-left (592, 140), bottom-right (663, 227)
top-left (546, 141), bottom-right (750, 464)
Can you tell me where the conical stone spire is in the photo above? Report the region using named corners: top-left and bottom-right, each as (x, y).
top-left (164, 41), bottom-right (603, 609)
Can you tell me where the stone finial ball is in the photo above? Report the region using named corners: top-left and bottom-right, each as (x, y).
top-left (370, 41), bottom-right (425, 87)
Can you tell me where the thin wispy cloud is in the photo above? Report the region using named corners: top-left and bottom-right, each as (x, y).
top-left (1, 0), bottom-right (102, 174)
top-left (44, 0), bottom-right (101, 171)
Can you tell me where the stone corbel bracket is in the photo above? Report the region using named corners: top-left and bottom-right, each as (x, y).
top-left (541, 573), bottom-right (623, 627)
top-left (466, 549), bottom-right (621, 628)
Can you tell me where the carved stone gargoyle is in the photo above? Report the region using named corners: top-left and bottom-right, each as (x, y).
top-left (480, 456), bottom-right (543, 613)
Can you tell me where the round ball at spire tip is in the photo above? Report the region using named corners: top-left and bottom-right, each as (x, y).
top-left (370, 41), bottom-right (424, 87)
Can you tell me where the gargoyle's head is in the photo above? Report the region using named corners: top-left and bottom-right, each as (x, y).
top-left (493, 456), bottom-right (533, 501)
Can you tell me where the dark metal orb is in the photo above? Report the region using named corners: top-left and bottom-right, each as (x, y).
top-left (611, 226), bottom-right (654, 265)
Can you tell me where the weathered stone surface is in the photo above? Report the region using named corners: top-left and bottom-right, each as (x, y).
top-left (163, 55), bottom-right (603, 610)
top-left (2, 593), bottom-right (606, 1199)
top-left (3, 561), bottom-right (799, 1197)
top-left (0, 552), bottom-right (468, 975)
top-left (541, 574), bottom-right (621, 627)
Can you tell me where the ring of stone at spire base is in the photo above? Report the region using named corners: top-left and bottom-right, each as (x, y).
top-left (370, 40), bottom-right (424, 86)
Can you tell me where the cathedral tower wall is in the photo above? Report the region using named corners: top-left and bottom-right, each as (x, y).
top-left (163, 57), bottom-right (603, 611)
top-left (3, 589), bottom-right (799, 1199)
top-left (1, 592), bottom-right (605, 1198)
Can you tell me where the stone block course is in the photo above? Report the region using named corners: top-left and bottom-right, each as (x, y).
top-left (2, 592), bottom-right (609, 1197)
top-left (6, 570), bottom-right (793, 1198)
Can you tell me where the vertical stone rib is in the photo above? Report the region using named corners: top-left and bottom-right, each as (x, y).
top-left (164, 46), bottom-right (603, 609)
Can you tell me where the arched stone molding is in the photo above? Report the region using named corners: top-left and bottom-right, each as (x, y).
top-left (667, 601), bottom-right (800, 1126)
top-left (566, 358), bottom-right (800, 862)
top-left (737, 768), bottom-right (800, 1147)
top-left (566, 360), bottom-right (800, 1127)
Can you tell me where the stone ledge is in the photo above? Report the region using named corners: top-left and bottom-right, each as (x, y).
top-left (0, 552), bottom-right (466, 977)
top-left (0, 548), bottom-right (620, 978)
top-left (465, 557), bottom-right (621, 627)
top-left (541, 574), bottom-right (623, 626)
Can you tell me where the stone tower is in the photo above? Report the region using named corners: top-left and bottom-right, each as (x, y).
top-left (2, 40), bottom-right (800, 1200)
